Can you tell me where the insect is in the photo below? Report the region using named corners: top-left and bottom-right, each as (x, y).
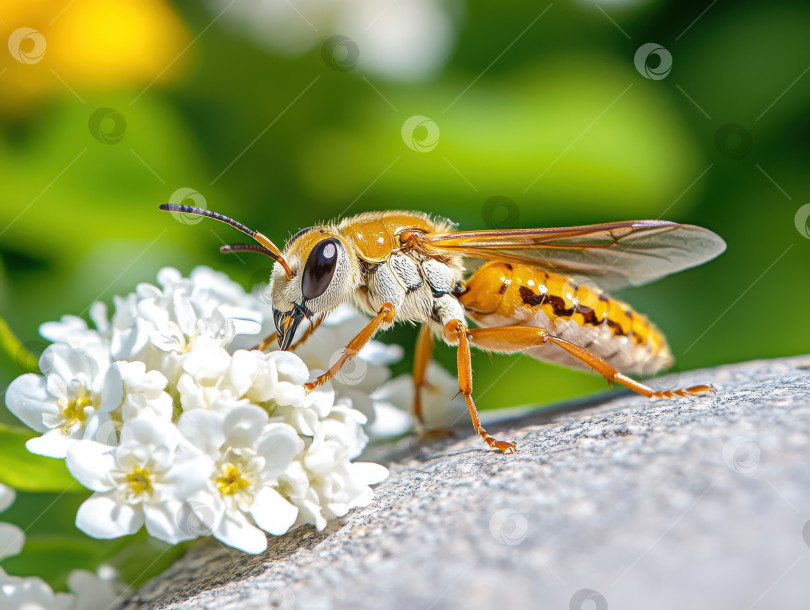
top-left (159, 204), bottom-right (725, 454)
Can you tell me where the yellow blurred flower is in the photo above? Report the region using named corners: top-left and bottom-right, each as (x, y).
top-left (1, 0), bottom-right (190, 111)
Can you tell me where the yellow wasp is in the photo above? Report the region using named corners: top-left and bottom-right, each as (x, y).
top-left (160, 204), bottom-right (725, 454)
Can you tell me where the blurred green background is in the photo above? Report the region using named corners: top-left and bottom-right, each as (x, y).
top-left (1, 0), bottom-right (809, 417)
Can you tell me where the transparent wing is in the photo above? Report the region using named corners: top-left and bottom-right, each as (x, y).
top-left (425, 220), bottom-right (726, 291)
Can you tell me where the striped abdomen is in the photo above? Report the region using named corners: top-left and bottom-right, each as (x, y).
top-left (459, 262), bottom-right (672, 374)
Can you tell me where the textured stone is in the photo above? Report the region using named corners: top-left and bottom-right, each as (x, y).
top-left (123, 356), bottom-right (810, 610)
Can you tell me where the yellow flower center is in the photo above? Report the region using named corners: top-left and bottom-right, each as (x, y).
top-left (215, 464), bottom-right (251, 496)
top-left (126, 467), bottom-right (153, 495)
top-left (61, 395), bottom-right (92, 430)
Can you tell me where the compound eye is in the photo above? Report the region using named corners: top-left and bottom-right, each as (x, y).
top-left (302, 238), bottom-right (340, 300)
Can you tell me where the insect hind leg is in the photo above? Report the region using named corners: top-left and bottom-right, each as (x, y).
top-left (546, 335), bottom-right (713, 399)
top-left (465, 324), bottom-right (713, 399)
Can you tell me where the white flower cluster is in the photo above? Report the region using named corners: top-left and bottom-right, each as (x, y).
top-left (0, 483), bottom-right (124, 609)
top-left (5, 266), bottom-right (463, 555)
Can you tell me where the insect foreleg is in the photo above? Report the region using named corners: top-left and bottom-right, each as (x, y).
top-left (254, 331), bottom-right (278, 352)
top-left (304, 303), bottom-right (396, 392)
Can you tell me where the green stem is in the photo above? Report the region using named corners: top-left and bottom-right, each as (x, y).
top-left (0, 315), bottom-right (39, 374)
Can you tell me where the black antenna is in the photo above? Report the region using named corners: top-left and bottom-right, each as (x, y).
top-left (220, 243), bottom-right (275, 257)
top-left (159, 204), bottom-right (294, 278)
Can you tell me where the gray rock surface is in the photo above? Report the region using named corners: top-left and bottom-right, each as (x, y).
top-left (123, 356), bottom-right (810, 610)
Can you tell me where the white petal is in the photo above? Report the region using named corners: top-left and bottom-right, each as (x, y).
top-left (245, 356), bottom-right (278, 402)
top-left (5, 374), bottom-right (55, 432)
top-left (67, 568), bottom-right (120, 610)
top-left (365, 401), bottom-right (413, 439)
top-left (256, 424), bottom-right (304, 479)
top-left (286, 407), bottom-right (319, 437)
top-left (122, 391), bottom-right (174, 421)
top-left (173, 292), bottom-right (199, 337)
top-left (223, 314), bottom-right (262, 337)
top-left (213, 511), bottom-right (267, 554)
top-left (26, 430), bottom-right (77, 459)
top-left (110, 320), bottom-right (150, 361)
top-left (182, 346), bottom-right (231, 383)
top-left (39, 315), bottom-right (88, 344)
top-left (358, 340), bottom-right (403, 365)
top-left (66, 441), bottom-right (117, 491)
top-left (144, 501), bottom-right (195, 544)
top-left (351, 462), bottom-right (389, 485)
top-left (273, 382), bottom-right (307, 407)
top-left (0, 573), bottom-right (72, 609)
top-left (268, 351), bottom-right (309, 385)
top-left (223, 405), bottom-right (268, 448)
top-left (0, 523), bottom-right (25, 560)
top-left (89, 300), bottom-right (110, 334)
top-left (0, 484), bottom-right (15, 513)
top-left (249, 487), bottom-right (298, 536)
top-left (177, 373), bottom-right (206, 411)
top-left (137, 281), bottom-right (164, 300)
top-left (41, 343), bottom-right (98, 385)
top-left (178, 410), bottom-right (225, 455)
top-left (304, 385), bottom-right (335, 419)
top-left (115, 360), bottom-right (167, 393)
top-left (161, 451), bottom-right (214, 498)
top-left (76, 493), bottom-right (144, 539)
top-left (175, 491), bottom-right (222, 539)
top-left (156, 266), bottom-right (182, 288)
top-left (334, 388), bottom-right (372, 421)
top-left (226, 350), bottom-right (260, 397)
top-left (120, 417), bottom-right (178, 452)
top-left (98, 363), bottom-right (124, 413)
top-left (85, 412), bottom-right (119, 446)
top-left (371, 373), bottom-right (413, 408)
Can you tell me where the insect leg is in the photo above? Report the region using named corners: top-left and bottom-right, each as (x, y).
top-left (254, 331), bottom-right (278, 352)
top-left (542, 334), bottom-right (713, 398)
top-left (412, 324), bottom-right (434, 423)
top-left (290, 314), bottom-right (326, 350)
top-left (466, 325), bottom-right (713, 399)
top-left (444, 320), bottom-right (517, 454)
top-left (304, 303), bottom-right (396, 392)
